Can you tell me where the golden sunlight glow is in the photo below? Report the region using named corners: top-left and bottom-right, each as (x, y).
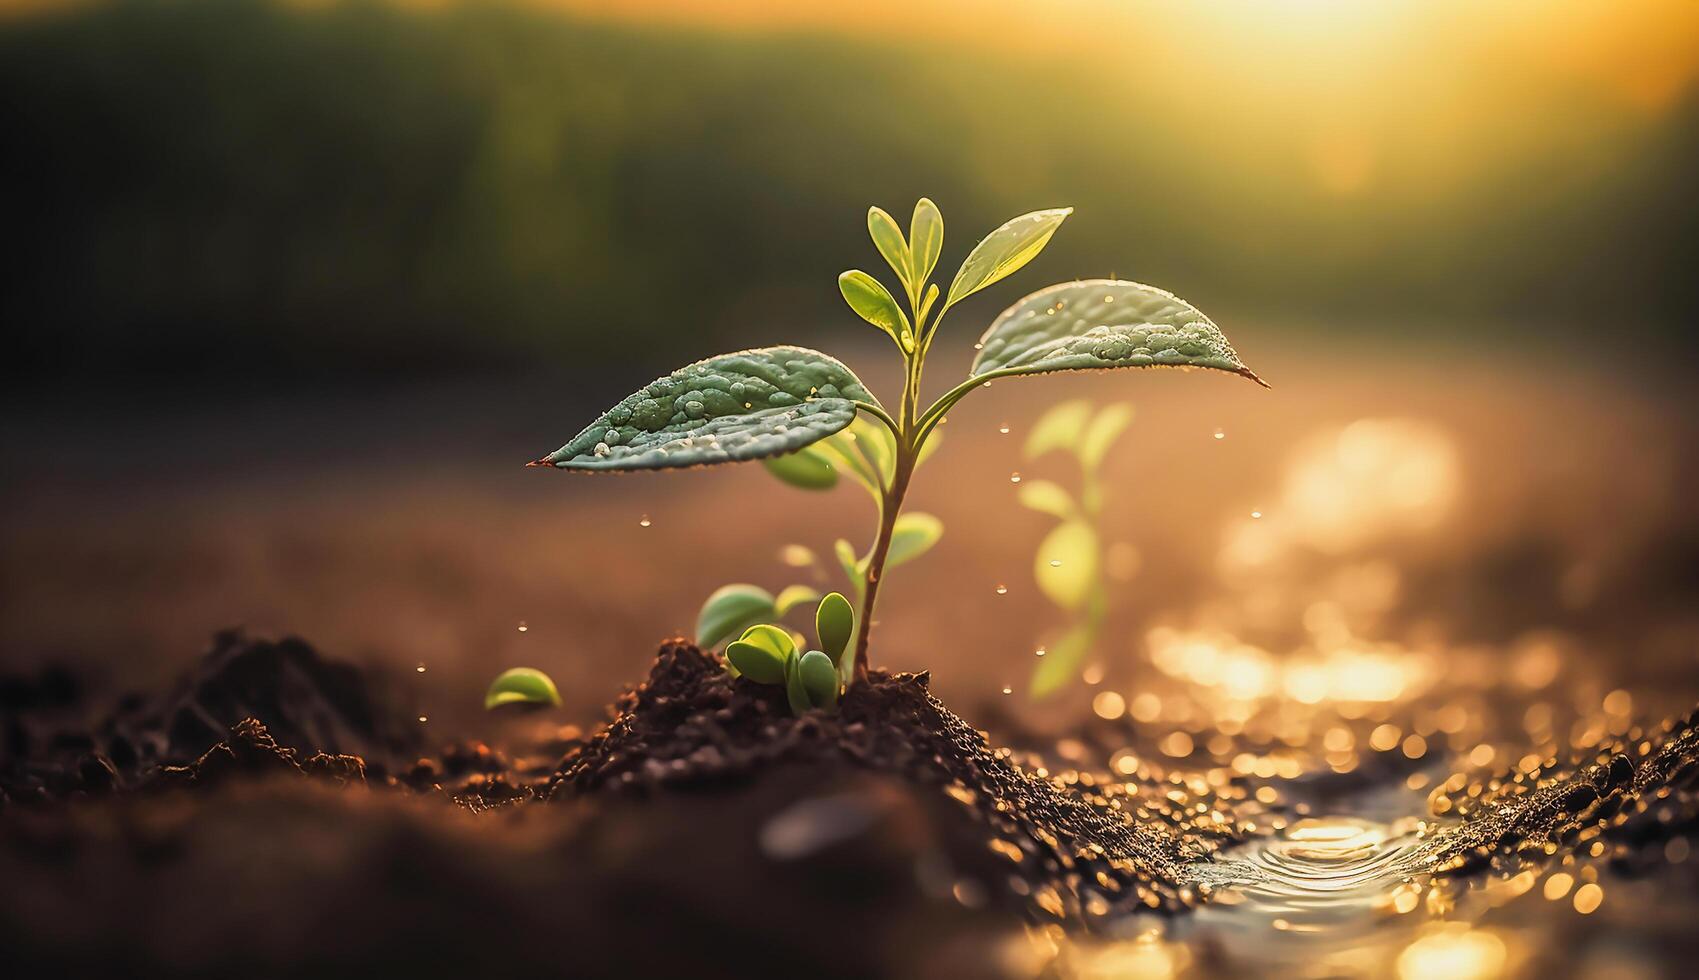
top-left (1396, 926), bottom-right (1507, 980)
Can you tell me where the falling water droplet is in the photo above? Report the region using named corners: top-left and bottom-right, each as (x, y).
top-left (517, 621), bottom-right (529, 632)
top-left (1213, 428), bottom-right (1226, 440)
top-left (1010, 472), bottom-right (1022, 484)
top-left (994, 584), bottom-right (1008, 595)
top-left (1035, 648), bottom-right (1047, 658)
top-left (1002, 686), bottom-right (1013, 695)
top-left (639, 514), bottom-right (652, 527)
top-left (972, 342), bottom-right (984, 351)
top-left (418, 715), bottom-right (428, 724)
top-left (1049, 559), bottom-right (1062, 567)
top-left (1251, 510), bottom-right (1263, 519)
top-left (998, 424), bottom-right (1010, 434)
top-left (415, 663), bottom-right (426, 673)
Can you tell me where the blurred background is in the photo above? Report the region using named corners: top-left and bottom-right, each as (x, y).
top-left (2, 0), bottom-right (1697, 732)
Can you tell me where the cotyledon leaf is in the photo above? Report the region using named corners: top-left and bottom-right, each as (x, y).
top-left (531, 347), bottom-right (879, 472)
top-left (970, 280), bottom-right (1267, 387)
top-left (485, 668), bottom-right (562, 710)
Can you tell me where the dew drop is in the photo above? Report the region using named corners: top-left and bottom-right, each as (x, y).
top-left (972, 343), bottom-right (984, 351)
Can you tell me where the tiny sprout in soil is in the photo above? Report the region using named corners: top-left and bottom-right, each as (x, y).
top-left (484, 666), bottom-right (562, 710)
top-left (532, 199), bottom-right (1265, 688)
top-left (724, 592), bottom-right (854, 714)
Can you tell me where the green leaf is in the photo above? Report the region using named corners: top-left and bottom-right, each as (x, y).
top-left (484, 667), bottom-right (562, 710)
top-left (946, 207), bottom-right (1071, 308)
top-left (1034, 520), bottom-right (1099, 612)
top-left (846, 415), bottom-right (896, 486)
top-left (727, 624), bottom-right (796, 685)
top-left (1024, 399), bottom-right (1093, 460)
top-left (888, 512), bottom-right (943, 568)
top-left (1030, 622), bottom-right (1096, 699)
top-left (762, 445), bottom-right (839, 490)
top-left (917, 282), bottom-right (940, 330)
top-left (909, 198), bottom-right (943, 292)
top-left (775, 584), bottom-right (823, 618)
top-left (1016, 479), bottom-right (1075, 520)
top-left (834, 538), bottom-right (861, 584)
top-left (784, 654), bottom-right (812, 715)
top-left (531, 347), bottom-right (877, 472)
top-left (815, 591), bottom-right (854, 665)
top-left (1079, 403), bottom-right (1135, 471)
top-left (798, 650), bottom-right (839, 709)
top-left (970, 280), bottom-right (1266, 387)
top-left (838, 271), bottom-right (911, 346)
top-left (726, 640), bottom-right (787, 685)
top-left (867, 207), bottom-right (913, 298)
top-left (915, 425), bottom-right (943, 468)
top-left (696, 584), bottom-right (777, 647)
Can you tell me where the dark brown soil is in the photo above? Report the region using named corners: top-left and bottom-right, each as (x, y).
top-left (550, 639), bottom-right (1213, 917)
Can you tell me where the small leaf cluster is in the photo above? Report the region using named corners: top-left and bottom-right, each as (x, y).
top-left (723, 593), bottom-right (855, 715)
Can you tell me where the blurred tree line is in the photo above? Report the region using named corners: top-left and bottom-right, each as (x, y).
top-left (3, 0), bottom-right (1695, 392)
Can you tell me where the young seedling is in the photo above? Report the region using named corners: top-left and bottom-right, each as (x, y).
top-left (532, 199), bottom-right (1264, 686)
top-left (724, 592), bottom-right (855, 714)
top-left (1019, 400), bottom-right (1133, 697)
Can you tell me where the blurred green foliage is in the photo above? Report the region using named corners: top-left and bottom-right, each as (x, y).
top-left (3, 0), bottom-right (1696, 388)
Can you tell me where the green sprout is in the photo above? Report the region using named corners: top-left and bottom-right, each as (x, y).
top-left (532, 199), bottom-right (1265, 686)
top-left (724, 592), bottom-right (854, 714)
top-left (485, 667), bottom-right (562, 709)
top-left (1020, 400), bottom-right (1133, 697)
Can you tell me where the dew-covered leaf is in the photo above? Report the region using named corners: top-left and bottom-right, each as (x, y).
top-left (888, 512), bottom-right (943, 568)
top-left (815, 591), bottom-right (854, 665)
top-left (1024, 398), bottom-right (1092, 460)
top-left (1079, 402), bottom-right (1135, 471)
top-left (1017, 479), bottom-right (1075, 520)
top-left (798, 650), bottom-right (839, 709)
top-left (775, 584), bottom-right (823, 618)
top-left (971, 280), bottom-right (1265, 387)
top-left (909, 198), bottom-right (943, 291)
top-left (946, 208), bottom-right (1071, 308)
top-left (532, 347), bottom-right (876, 473)
top-left (484, 667), bottom-right (562, 710)
top-left (1034, 520), bottom-right (1098, 611)
top-left (696, 583), bottom-right (777, 647)
top-left (763, 445), bottom-right (839, 490)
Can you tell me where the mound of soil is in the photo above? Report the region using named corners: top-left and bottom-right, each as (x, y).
top-left (550, 639), bottom-right (1209, 918)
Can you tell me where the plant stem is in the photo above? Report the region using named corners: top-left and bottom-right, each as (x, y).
top-left (850, 448), bottom-right (914, 681)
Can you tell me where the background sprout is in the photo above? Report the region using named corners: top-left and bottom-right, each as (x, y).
top-left (534, 200), bottom-right (1264, 685)
top-left (484, 667), bottom-right (563, 710)
top-left (1020, 400), bottom-right (1134, 697)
